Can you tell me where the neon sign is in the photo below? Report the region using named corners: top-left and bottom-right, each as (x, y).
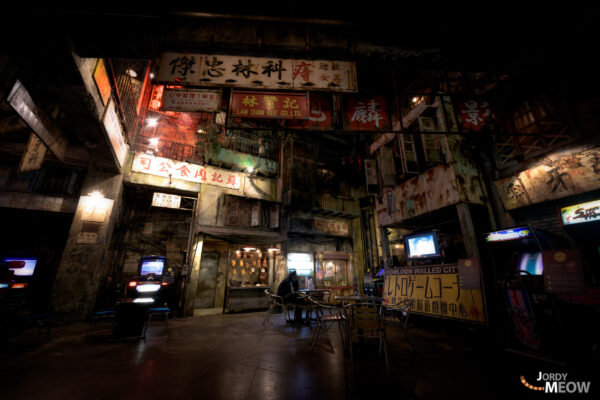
top-left (561, 199), bottom-right (600, 226)
top-left (485, 227), bottom-right (532, 242)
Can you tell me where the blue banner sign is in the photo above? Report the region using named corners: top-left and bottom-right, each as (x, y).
top-left (485, 227), bottom-right (532, 242)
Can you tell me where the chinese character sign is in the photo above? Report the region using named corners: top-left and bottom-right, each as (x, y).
top-left (160, 89), bottom-right (221, 112)
top-left (383, 265), bottom-right (486, 323)
top-left (229, 91), bottom-right (309, 119)
top-left (313, 218), bottom-right (349, 236)
top-left (288, 92), bottom-right (334, 130)
top-left (156, 53), bottom-right (357, 92)
top-left (344, 96), bottom-right (390, 131)
top-left (458, 100), bottom-right (495, 131)
top-left (132, 153), bottom-right (242, 190)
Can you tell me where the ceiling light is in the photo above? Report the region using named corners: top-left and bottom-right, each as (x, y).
top-left (126, 69), bottom-right (138, 78)
top-left (244, 247), bottom-right (256, 252)
top-left (411, 97), bottom-right (419, 103)
top-left (147, 118), bottom-right (158, 127)
top-left (149, 137), bottom-right (160, 146)
top-left (88, 190), bottom-right (104, 198)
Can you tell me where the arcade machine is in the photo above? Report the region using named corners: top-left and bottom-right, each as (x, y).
top-left (484, 226), bottom-right (573, 361)
top-left (0, 256), bottom-right (38, 307)
top-left (116, 255), bottom-right (174, 336)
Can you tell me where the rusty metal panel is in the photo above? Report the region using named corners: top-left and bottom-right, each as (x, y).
top-left (376, 164), bottom-right (460, 225)
top-left (495, 145), bottom-right (600, 210)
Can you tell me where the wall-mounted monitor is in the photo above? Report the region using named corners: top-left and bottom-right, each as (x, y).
top-left (139, 256), bottom-right (166, 276)
top-left (404, 231), bottom-right (441, 259)
top-left (287, 253), bottom-right (313, 276)
top-left (3, 258), bottom-right (37, 277)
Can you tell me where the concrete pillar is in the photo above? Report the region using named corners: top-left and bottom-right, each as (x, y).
top-left (183, 234), bottom-right (204, 316)
top-left (456, 202), bottom-right (480, 259)
top-left (51, 169), bottom-right (123, 321)
top-left (352, 216), bottom-right (365, 294)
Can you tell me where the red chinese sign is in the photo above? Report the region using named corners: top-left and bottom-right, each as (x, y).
top-left (344, 96), bottom-right (389, 131)
top-left (458, 100), bottom-right (495, 131)
top-left (229, 91), bottom-right (309, 119)
top-left (132, 153), bottom-right (241, 190)
top-left (288, 92), bottom-right (333, 130)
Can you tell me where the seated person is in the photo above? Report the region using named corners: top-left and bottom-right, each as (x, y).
top-left (277, 270), bottom-right (309, 324)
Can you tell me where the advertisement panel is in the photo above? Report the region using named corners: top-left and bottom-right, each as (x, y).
top-left (156, 53), bottom-right (357, 92)
top-left (229, 91), bottom-right (309, 119)
top-left (383, 265), bottom-right (486, 323)
top-left (160, 88), bottom-right (221, 112)
top-left (560, 199), bottom-right (600, 225)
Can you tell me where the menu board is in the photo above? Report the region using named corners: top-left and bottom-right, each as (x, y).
top-left (542, 250), bottom-right (585, 294)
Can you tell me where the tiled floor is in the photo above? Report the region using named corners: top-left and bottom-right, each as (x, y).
top-left (1, 311), bottom-right (596, 399)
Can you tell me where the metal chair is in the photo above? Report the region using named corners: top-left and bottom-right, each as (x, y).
top-left (308, 296), bottom-right (346, 352)
top-left (142, 307), bottom-right (170, 338)
top-left (380, 299), bottom-right (416, 352)
top-left (263, 289), bottom-right (295, 326)
top-left (344, 302), bottom-right (389, 374)
top-left (85, 310), bottom-right (116, 341)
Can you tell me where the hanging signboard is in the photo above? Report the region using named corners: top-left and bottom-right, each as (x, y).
top-left (92, 59), bottom-right (111, 106)
top-left (160, 88), bottom-right (221, 112)
top-left (152, 192), bottom-right (182, 209)
top-left (18, 133), bottom-right (47, 173)
top-left (458, 100), bottom-right (495, 131)
top-left (343, 95), bottom-right (390, 131)
top-left (560, 199), bottom-right (600, 225)
top-left (383, 265), bottom-right (486, 323)
top-left (103, 99), bottom-right (128, 168)
top-left (287, 92), bottom-right (334, 130)
top-left (132, 153), bottom-right (242, 190)
top-left (156, 53), bottom-right (357, 92)
top-left (229, 91), bottom-right (309, 119)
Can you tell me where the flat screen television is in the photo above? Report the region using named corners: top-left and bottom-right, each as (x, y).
top-left (139, 256), bottom-right (166, 276)
top-left (3, 257), bottom-right (37, 277)
top-left (404, 231), bottom-right (441, 259)
top-left (516, 252), bottom-right (544, 275)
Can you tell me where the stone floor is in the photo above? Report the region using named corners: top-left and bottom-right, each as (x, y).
top-left (1, 311), bottom-right (597, 399)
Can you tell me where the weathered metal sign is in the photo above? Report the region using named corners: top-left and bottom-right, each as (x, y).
top-left (560, 199), bottom-right (600, 225)
top-left (18, 133), bottom-right (47, 173)
top-left (383, 265), bottom-right (486, 323)
top-left (229, 91), bottom-right (309, 119)
top-left (160, 88), bottom-right (221, 112)
top-left (376, 164), bottom-right (460, 225)
top-left (313, 218), bottom-right (350, 237)
top-left (92, 59), bottom-right (111, 106)
top-left (156, 53), bottom-right (357, 92)
top-left (495, 145), bottom-right (600, 210)
top-left (151, 192), bottom-right (182, 209)
top-left (343, 95), bottom-right (390, 131)
top-left (131, 153), bottom-right (241, 190)
top-left (458, 100), bottom-right (495, 131)
top-left (287, 92), bottom-right (334, 130)
top-left (103, 99), bottom-right (128, 168)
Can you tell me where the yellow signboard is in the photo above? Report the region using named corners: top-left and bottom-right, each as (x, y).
top-left (383, 264), bottom-right (486, 323)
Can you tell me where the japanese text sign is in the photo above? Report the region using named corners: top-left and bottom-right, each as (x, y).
top-left (160, 89), bottom-right (221, 112)
top-left (458, 100), bottom-right (495, 131)
top-left (229, 91), bottom-right (309, 119)
top-left (560, 199), bottom-right (600, 225)
top-left (156, 53), bottom-right (357, 92)
top-left (343, 96), bottom-right (390, 131)
top-left (383, 265), bottom-right (486, 323)
top-left (132, 153), bottom-right (242, 190)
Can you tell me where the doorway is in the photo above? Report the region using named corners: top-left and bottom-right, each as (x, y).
top-left (195, 252), bottom-right (219, 308)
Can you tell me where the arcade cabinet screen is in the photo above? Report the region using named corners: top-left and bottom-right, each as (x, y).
top-left (140, 259), bottom-right (165, 275)
top-left (405, 232), bottom-right (440, 258)
top-left (3, 258), bottom-right (37, 276)
top-left (517, 252), bottom-right (544, 275)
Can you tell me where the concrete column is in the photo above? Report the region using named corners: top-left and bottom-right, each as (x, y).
top-left (456, 202), bottom-right (480, 259)
top-left (51, 169), bottom-right (123, 322)
top-left (183, 235), bottom-right (204, 317)
top-left (352, 216), bottom-right (365, 294)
